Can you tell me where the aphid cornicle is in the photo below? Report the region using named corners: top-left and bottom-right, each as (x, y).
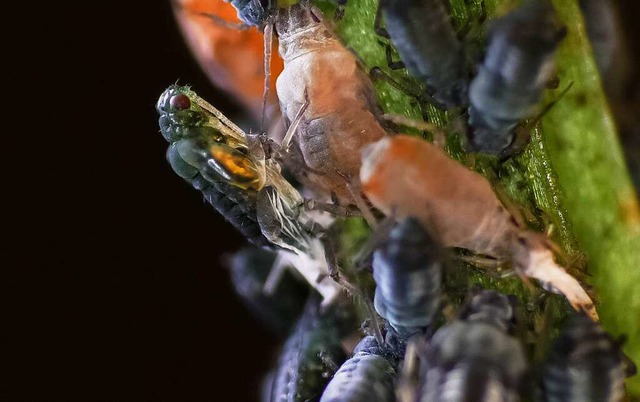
top-left (541, 314), bottom-right (632, 402)
top-left (227, 247), bottom-right (309, 335)
top-left (275, 3), bottom-right (387, 205)
top-left (156, 85), bottom-right (342, 304)
top-left (377, 0), bottom-right (469, 108)
top-left (420, 290), bottom-right (527, 402)
top-left (360, 135), bottom-right (598, 320)
top-left (264, 295), bottom-right (357, 402)
top-left (467, 0), bottom-right (566, 155)
top-left (372, 217), bottom-right (443, 339)
top-left (319, 335), bottom-right (400, 402)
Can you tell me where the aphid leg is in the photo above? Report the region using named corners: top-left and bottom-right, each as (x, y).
top-left (373, 0), bottom-right (390, 39)
top-left (369, 67), bottom-right (421, 99)
top-left (501, 82), bottom-right (576, 161)
top-left (381, 113), bottom-right (446, 148)
top-left (383, 44), bottom-right (405, 70)
top-left (456, 253), bottom-right (516, 279)
top-left (263, 252), bottom-right (290, 295)
top-left (280, 90), bottom-right (311, 151)
top-left (322, 233), bottom-right (385, 346)
top-left (396, 336), bottom-right (424, 402)
top-left (616, 338), bottom-right (639, 377)
top-left (338, 172), bottom-right (378, 228)
top-left (351, 215), bottom-right (398, 272)
top-left (531, 294), bottom-right (555, 363)
top-left (333, 0), bottom-right (346, 21)
top-left (304, 199), bottom-right (362, 218)
top-left (261, 23), bottom-right (274, 131)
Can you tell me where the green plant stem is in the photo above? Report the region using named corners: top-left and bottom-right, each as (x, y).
top-left (330, 0), bottom-right (640, 395)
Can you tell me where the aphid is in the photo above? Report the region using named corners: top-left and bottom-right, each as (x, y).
top-left (227, 0), bottom-right (275, 28)
top-left (275, 3), bottom-right (387, 206)
top-left (319, 335), bottom-right (400, 402)
top-left (372, 217), bottom-right (442, 339)
top-left (172, 0), bottom-right (284, 126)
top-left (376, 0), bottom-right (469, 108)
top-left (420, 290), bottom-right (527, 402)
top-left (580, 0), bottom-right (630, 100)
top-left (467, 0), bottom-right (566, 155)
top-left (541, 313), bottom-right (633, 402)
top-left (360, 135), bottom-right (598, 320)
top-left (264, 295), bottom-right (358, 402)
top-left (227, 247), bottom-right (309, 335)
top-left (156, 85), bottom-right (342, 304)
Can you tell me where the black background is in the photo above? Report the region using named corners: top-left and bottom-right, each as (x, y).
top-left (7, 1), bottom-right (279, 400)
top-left (5, 0), bottom-right (640, 400)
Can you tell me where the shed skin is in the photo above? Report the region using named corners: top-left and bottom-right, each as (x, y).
top-left (361, 135), bottom-right (598, 320)
top-left (275, 4), bottom-right (387, 204)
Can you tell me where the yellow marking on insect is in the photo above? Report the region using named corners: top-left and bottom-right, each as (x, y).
top-left (210, 145), bottom-right (261, 190)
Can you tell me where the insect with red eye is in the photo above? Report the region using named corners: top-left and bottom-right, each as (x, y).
top-left (157, 84), bottom-right (342, 305)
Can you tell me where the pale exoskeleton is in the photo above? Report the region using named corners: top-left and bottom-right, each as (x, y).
top-left (157, 84), bottom-right (341, 304)
top-left (274, 3), bottom-right (388, 206)
top-left (360, 135), bottom-right (598, 320)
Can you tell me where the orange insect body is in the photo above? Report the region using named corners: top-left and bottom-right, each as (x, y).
top-left (361, 135), bottom-right (598, 320)
top-left (275, 5), bottom-right (387, 205)
top-left (173, 0), bottom-right (284, 121)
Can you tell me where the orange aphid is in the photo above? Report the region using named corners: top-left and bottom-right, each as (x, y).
top-left (361, 135), bottom-right (598, 320)
top-left (172, 0), bottom-right (284, 122)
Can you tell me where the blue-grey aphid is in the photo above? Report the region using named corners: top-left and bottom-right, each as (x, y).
top-left (264, 295), bottom-right (358, 402)
top-left (377, 0), bottom-right (469, 108)
top-left (319, 335), bottom-right (401, 402)
top-left (372, 217), bottom-right (442, 339)
top-left (420, 290), bottom-right (527, 402)
top-left (541, 314), bottom-right (634, 402)
top-left (467, 0), bottom-right (566, 155)
top-left (228, 0), bottom-right (274, 28)
top-left (228, 247), bottom-right (309, 335)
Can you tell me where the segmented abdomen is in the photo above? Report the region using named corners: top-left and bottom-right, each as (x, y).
top-left (190, 174), bottom-right (271, 248)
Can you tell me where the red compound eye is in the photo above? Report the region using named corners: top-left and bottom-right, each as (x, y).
top-left (170, 93), bottom-right (191, 110)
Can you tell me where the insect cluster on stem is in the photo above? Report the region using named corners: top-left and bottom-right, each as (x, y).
top-left (158, 0), bottom-right (637, 399)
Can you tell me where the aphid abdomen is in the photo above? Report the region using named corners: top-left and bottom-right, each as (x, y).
top-left (268, 297), bottom-right (356, 402)
top-left (421, 291), bottom-right (527, 402)
top-left (228, 247), bottom-right (309, 335)
top-left (542, 314), bottom-right (628, 402)
top-left (276, 5), bottom-right (386, 203)
top-left (468, 0), bottom-right (565, 154)
top-left (361, 135), bottom-right (515, 257)
top-left (382, 0), bottom-right (468, 108)
top-left (373, 218), bottom-right (442, 339)
top-left (320, 336), bottom-right (397, 402)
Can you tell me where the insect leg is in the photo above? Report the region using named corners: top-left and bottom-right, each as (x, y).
top-left (322, 233), bottom-right (385, 346)
top-left (280, 90), bottom-right (311, 151)
top-left (261, 22), bottom-right (274, 131)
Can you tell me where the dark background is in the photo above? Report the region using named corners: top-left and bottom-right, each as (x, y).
top-left (7, 1), bottom-right (279, 400)
top-left (5, 0), bottom-right (640, 400)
